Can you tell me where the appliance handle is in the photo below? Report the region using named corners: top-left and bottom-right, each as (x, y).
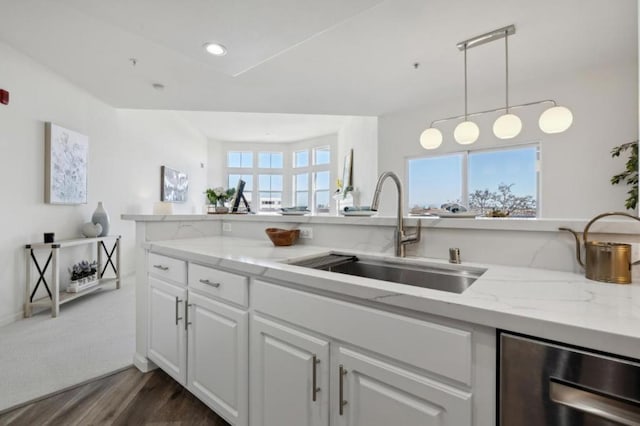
top-left (550, 380), bottom-right (640, 426)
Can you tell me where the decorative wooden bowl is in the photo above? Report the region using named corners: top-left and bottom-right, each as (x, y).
top-left (265, 228), bottom-right (300, 246)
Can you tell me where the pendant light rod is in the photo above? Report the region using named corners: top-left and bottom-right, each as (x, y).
top-left (457, 24), bottom-right (516, 51)
top-left (505, 29), bottom-right (509, 112)
top-left (429, 99), bottom-right (557, 127)
top-left (464, 44), bottom-right (468, 119)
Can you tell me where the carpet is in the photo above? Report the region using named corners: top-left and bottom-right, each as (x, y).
top-left (0, 275), bottom-right (135, 412)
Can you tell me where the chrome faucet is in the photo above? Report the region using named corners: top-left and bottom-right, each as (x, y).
top-left (370, 171), bottom-right (421, 257)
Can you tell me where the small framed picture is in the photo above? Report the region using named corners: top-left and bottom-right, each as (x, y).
top-left (45, 122), bottom-right (88, 205)
top-left (161, 166), bottom-right (188, 202)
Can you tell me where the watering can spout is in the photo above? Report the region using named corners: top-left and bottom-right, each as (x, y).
top-left (559, 227), bottom-right (585, 268)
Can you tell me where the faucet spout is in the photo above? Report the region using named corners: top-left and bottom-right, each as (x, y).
top-left (371, 171), bottom-right (421, 257)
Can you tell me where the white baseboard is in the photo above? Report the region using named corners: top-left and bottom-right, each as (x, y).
top-left (133, 353), bottom-right (157, 373)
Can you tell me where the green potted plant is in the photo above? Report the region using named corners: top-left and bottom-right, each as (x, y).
top-left (611, 141), bottom-right (638, 210)
top-left (205, 187), bottom-right (236, 214)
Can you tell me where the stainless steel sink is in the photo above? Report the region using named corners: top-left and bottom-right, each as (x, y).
top-left (291, 254), bottom-right (486, 294)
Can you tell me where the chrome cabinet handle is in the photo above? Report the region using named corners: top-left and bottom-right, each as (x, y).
top-left (199, 279), bottom-right (221, 288)
top-left (153, 264), bottom-right (169, 271)
top-left (339, 364), bottom-right (348, 415)
top-left (550, 380), bottom-right (640, 425)
top-left (185, 301), bottom-right (192, 330)
top-left (175, 297), bottom-right (183, 325)
top-left (312, 355), bottom-right (321, 402)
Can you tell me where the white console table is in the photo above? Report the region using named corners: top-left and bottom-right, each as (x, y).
top-left (24, 235), bottom-right (121, 318)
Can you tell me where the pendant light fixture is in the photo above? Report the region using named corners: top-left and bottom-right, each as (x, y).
top-left (420, 25), bottom-right (573, 150)
top-left (493, 28), bottom-right (522, 139)
top-left (453, 44), bottom-right (479, 145)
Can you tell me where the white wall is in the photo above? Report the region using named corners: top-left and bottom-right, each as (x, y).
top-left (337, 116), bottom-right (378, 207)
top-left (0, 42), bottom-right (208, 325)
top-left (378, 61), bottom-right (638, 218)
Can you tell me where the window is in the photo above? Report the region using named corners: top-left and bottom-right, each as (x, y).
top-left (294, 150), bottom-right (309, 168)
top-left (408, 145), bottom-right (538, 217)
top-left (224, 143), bottom-right (332, 213)
top-left (227, 151), bottom-right (253, 168)
top-left (259, 174), bottom-right (283, 211)
top-left (294, 173), bottom-right (309, 208)
top-left (314, 170), bottom-right (330, 213)
top-left (258, 152), bottom-right (283, 169)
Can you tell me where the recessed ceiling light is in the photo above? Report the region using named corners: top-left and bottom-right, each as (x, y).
top-left (203, 42), bottom-right (227, 56)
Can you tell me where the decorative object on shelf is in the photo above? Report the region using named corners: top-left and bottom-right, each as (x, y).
top-left (610, 141), bottom-right (638, 210)
top-left (45, 122), bottom-right (88, 204)
top-left (559, 212), bottom-right (640, 284)
top-left (161, 166), bottom-right (188, 202)
top-left (265, 228), bottom-right (300, 246)
top-left (341, 149), bottom-right (354, 198)
top-left (67, 260), bottom-right (98, 293)
top-left (44, 232), bottom-right (55, 243)
top-left (92, 201), bottom-right (110, 236)
top-left (206, 187), bottom-right (236, 214)
top-left (81, 222), bottom-right (102, 238)
top-left (419, 25), bottom-right (573, 150)
top-left (153, 201), bottom-right (174, 215)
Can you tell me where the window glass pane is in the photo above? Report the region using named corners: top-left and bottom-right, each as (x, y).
top-left (259, 192), bottom-right (282, 211)
top-left (228, 151), bottom-right (252, 168)
top-left (296, 191), bottom-right (309, 207)
top-left (315, 171), bottom-right (330, 191)
top-left (315, 190), bottom-right (330, 213)
top-left (295, 173), bottom-right (309, 191)
top-left (314, 147), bottom-right (330, 165)
top-left (259, 174), bottom-right (283, 191)
top-left (408, 154), bottom-right (462, 208)
top-left (468, 147), bottom-right (537, 217)
top-left (294, 150), bottom-right (309, 168)
top-left (258, 152), bottom-right (283, 169)
top-left (271, 175), bottom-right (283, 191)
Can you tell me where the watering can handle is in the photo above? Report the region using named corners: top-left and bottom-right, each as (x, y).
top-left (559, 212), bottom-right (640, 268)
top-left (583, 212), bottom-right (640, 245)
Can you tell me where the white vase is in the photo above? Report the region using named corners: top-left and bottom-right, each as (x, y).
top-left (92, 201), bottom-right (110, 237)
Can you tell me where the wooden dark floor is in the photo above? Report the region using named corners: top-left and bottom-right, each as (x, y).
top-left (0, 367), bottom-right (231, 426)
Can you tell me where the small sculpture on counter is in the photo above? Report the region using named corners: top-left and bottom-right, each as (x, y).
top-left (81, 222), bottom-right (103, 238)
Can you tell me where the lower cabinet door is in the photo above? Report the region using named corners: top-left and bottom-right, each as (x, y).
top-left (187, 291), bottom-right (248, 426)
top-left (148, 277), bottom-right (187, 384)
top-left (332, 346), bottom-right (472, 426)
top-left (250, 314), bottom-right (330, 426)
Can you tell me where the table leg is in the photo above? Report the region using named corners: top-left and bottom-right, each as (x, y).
top-left (51, 247), bottom-right (59, 318)
top-left (24, 247), bottom-right (32, 318)
top-left (97, 241), bottom-right (103, 280)
top-left (116, 237), bottom-right (121, 289)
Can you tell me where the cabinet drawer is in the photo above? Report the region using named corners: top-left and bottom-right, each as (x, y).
top-left (148, 253), bottom-right (186, 285)
top-left (188, 263), bottom-right (248, 307)
top-left (252, 280), bottom-right (472, 385)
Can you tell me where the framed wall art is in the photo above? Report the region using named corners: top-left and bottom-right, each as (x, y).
top-left (45, 122), bottom-right (88, 205)
top-left (161, 165), bottom-right (188, 202)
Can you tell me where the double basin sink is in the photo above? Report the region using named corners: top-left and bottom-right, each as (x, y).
top-left (291, 253), bottom-right (486, 294)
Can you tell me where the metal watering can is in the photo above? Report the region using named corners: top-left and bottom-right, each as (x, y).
top-left (559, 212), bottom-right (640, 284)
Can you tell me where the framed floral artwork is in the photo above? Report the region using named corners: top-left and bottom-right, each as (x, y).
top-left (44, 122), bottom-right (88, 204)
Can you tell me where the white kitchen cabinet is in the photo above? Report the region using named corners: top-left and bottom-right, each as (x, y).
top-left (187, 291), bottom-right (248, 426)
top-left (250, 314), bottom-right (330, 426)
top-left (148, 276), bottom-right (187, 385)
top-left (332, 346), bottom-right (472, 426)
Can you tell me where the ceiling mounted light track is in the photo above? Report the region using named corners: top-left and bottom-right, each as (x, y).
top-left (420, 25), bottom-right (573, 150)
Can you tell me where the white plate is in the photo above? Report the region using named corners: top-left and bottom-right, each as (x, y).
top-left (280, 211), bottom-right (310, 216)
top-left (436, 211), bottom-right (478, 218)
top-left (342, 211), bottom-right (376, 217)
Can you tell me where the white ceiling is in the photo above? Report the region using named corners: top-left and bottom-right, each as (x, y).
top-left (175, 111), bottom-right (353, 143)
top-left (0, 0), bottom-right (636, 116)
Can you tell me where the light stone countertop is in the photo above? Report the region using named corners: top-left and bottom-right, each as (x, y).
top-left (145, 236), bottom-right (640, 359)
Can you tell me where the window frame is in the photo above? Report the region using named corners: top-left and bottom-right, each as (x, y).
top-left (405, 143), bottom-right (540, 217)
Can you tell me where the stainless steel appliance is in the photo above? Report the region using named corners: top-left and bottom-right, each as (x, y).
top-left (499, 332), bottom-right (640, 425)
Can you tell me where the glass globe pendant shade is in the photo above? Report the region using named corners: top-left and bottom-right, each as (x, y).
top-left (419, 128), bottom-right (443, 150)
top-left (493, 113), bottom-right (522, 139)
top-left (539, 106), bottom-right (573, 134)
top-left (454, 121), bottom-right (480, 145)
